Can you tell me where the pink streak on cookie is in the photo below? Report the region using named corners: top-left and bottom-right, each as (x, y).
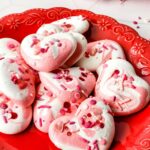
top-left (51, 16), bottom-right (90, 34)
top-left (20, 33), bottom-right (77, 71)
top-left (77, 40), bottom-right (125, 71)
top-left (0, 38), bottom-right (20, 59)
top-left (49, 97), bottom-right (115, 150)
top-left (0, 58), bottom-right (35, 107)
top-left (95, 59), bottom-right (150, 116)
top-left (64, 32), bottom-right (87, 67)
top-left (0, 96), bottom-right (32, 134)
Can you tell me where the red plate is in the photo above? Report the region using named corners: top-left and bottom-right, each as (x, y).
top-left (0, 7), bottom-right (150, 150)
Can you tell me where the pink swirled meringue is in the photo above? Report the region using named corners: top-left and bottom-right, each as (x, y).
top-left (49, 97), bottom-right (115, 150)
top-left (77, 40), bottom-right (125, 71)
top-left (95, 59), bottom-right (150, 116)
top-left (20, 33), bottom-right (77, 72)
top-left (0, 58), bottom-right (35, 107)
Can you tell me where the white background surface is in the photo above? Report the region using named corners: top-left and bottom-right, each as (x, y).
top-left (0, 0), bottom-right (150, 40)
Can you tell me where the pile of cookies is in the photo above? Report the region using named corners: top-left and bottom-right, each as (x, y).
top-left (0, 16), bottom-right (149, 150)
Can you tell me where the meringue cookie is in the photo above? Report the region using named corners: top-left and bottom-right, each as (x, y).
top-left (34, 84), bottom-right (81, 133)
top-left (77, 40), bottom-right (125, 71)
top-left (49, 97), bottom-right (115, 150)
top-left (0, 58), bottom-right (35, 107)
top-left (21, 33), bottom-right (77, 72)
top-left (95, 59), bottom-right (150, 116)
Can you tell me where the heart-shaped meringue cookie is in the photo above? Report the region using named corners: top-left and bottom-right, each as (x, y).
top-left (21, 33), bottom-right (77, 71)
top-left (51, 15), bottom-right (90, 34)
top-left (0, 58), bottom-right (35, 107)
top-left (95, 59), bottom-right (150, 116)
top-left (77, 40), bottom-right (125, 71)
top-left (64, 32), bottom-right (87, 67)
top-left (0, 96), bottom-right (32, 134)
top-left (0, 38), bottom-right (20, 59)
top-left (36, 24), bottom-right (62, 36)
top-left (34, 84), bottom-right (83, 133)
top-left (39, 67), bottom-right (96, 98)
top-left (49, 97), bottom-right (115, 150)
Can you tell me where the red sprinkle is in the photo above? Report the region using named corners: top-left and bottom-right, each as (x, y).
top-left (11, 112), bottom-right (18, 119)
top-left (39, 118), bottom-right (42, 127)
top-left (0, 103), bottom-right (8, 109)
top-left (70, 121), bottom-right (75, 125)
top-left (67, 132), bottom-right (72, 136)
top-left (19, 82), bottom-right (28, 89)
top-left (90, 99), bottom-right (97, 105)
top-left (63, 102), bottom-right (70, 109)
top-left (40, 47), bottom-right (49, 53)
top-left (133, 21), bottom-right (138, 25)
top-left (79, 77), bottom-right (85, 81)
top-left (99, 122), bottom-right (105, 128)
top-left (81, 72), bottom-right (87, 77)
top-left (87, 113), bottom-right (92, 117)
top-left (84, 121), bottom-right (92, 128)
top-left (38, 105), bottom-right (51, 109)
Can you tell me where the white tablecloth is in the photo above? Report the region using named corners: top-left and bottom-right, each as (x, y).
top-left (0, 0), bottom-right (150, 40)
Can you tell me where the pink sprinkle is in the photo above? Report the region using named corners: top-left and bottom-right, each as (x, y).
top-left (84, 121), bottom-right (92, 128)
top-left (103, 64), bottom-right (108, 68)
top-left (131, 85), bottom-right (136, 89)
top-left (11, 75), bottom-right (19, 84)
top-left (100, 138), bottom-right (107, 145)
top-left (79, 67), bottom-right (85, 71)
top-left (80, 117), bottom-right (85, 125)
top-left (60, 84), bottom-right (67, 90)
top-left (76, 85), bottom-right (81, 91)
top-left (102, 44), bottom-right (108, 50)
top-left (18, 67), bottom-right (25, 74)
top-left (38, 105), bottom-right (51, 109)
top-left (39, 118), bottom-right (42, 127)
top-left (70, 121), bottom-right (75, 125)
top-left (40, 47), bottom-right (48, 53)
top-left (57, 43), bottom-right (62, 47)
top-left (129, 76), bottom-right (134, 81)
top-left (0, 103), bottom-right (8, 109)
top-left (0, 57), bottom-right (4, 60)
top-left (133, 21), bottom-right (138, 25)
top-left (8, 43), bottom-right (15, 49)
top-left (50, 41), bottom-right (54, 45)
top-left (138, 16), bottom-right (142, 20)
top-left (31, 38), bottom-right (39, 47)
top-left (74, 92), bottom-right (81, 99)
top-left (60, 109), bottom-right (66, 115)
top-left (79, 77), bottom-right (85, 81)
top-left (3, 116), bottom-right (8, 123)
top-left (123, 74), bottom-right (128, 81)
top-left (90, 99), bottom-right (97, 105)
